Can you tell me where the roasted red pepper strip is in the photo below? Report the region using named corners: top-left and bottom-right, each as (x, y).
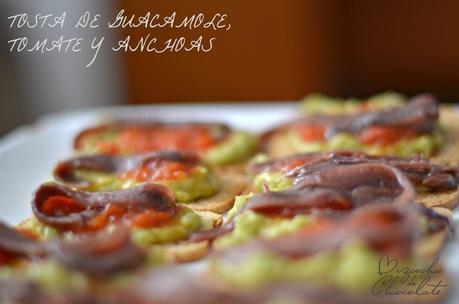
top-left (291, 124), bottom-right (326, 142)
top-left (48, 227), bottom-right (146, 277)
top-left (74, 122), bottom-right (230, 155)
top-left (358, 126), bottom-right (416, 145)
top-left (0, 223), bottom-right (145, 277)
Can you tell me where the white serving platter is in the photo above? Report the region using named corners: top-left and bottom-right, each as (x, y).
top-left (0, 103), bottom-right (457, 302)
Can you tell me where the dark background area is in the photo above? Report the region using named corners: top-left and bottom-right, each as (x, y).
top-left (120, 0), bottom-right (459, 103)
top-left (1, 0), bottom-right (459, 135)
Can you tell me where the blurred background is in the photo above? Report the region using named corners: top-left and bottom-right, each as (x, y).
top-left (1, 0), bottom-right (459, 135)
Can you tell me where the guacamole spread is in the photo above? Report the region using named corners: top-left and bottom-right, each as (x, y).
top-left (295, 92), bottom-right (443, 157)
top-left (300, 91), bottom-right (406, 115)
top-left (288, 130), bottom-right (443, 158)
top-left (73, 164), bottom-right (220, 203)
top-left (211, 241), bottom-right (405, 292)
top-left (131, 208), bottom-right (201, 246)
top-left (204, 131), bottom-right (257, 165)
top-left (0, 247), bottom-right (167, 292)
top-left (253, 172), bottom-right (293, 192)
top-left (21, 208), bottom-right (202, 246)
top-left (80, 128), bottom-right (257, 166)
top-left (217, 194), bottom-right (310, 249)
top-left (0, 261), bottom-right (88, 292)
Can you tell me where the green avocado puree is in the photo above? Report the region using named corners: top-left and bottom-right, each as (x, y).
top-left (218, 195), bottom-right (311, 249)
top-left (21, 208), bottom-right (201, 246)
top-left (204, 131), bottom-right (257, 165)
top-left (73, 164), bottom-right (220, 204)
top-left (300, 91), bottom-right (406, 115)
top-left (210, 241), bottom-right (416, 292)
top-left (288, 129), bottom-right (443, 158)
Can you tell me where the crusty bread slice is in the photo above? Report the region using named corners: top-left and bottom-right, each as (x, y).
top-left (163, 241), bottom-right (210, 263)
top-left (160, 211), bottom-right (223, 263)
top-left (194, 210), bottom-right (224, 229)
top-left (415, 207), bottom-right (452, 258)
top-left (185, 173), bottom-right (247, 213)
top-left (15, 216), bottom-right (34, 233)
top-left (263, 108), bottom-right (459, 209)
top-left (432, 107), bottom-right (459, 165)
top-left (266, 107), bottom-right (459, 162)
top-left (264, 130), bottom-right (297, 159)
top-left (417, 190), bottom-right (458, 210)
top-left (216, 162), bottom-right (249, 176)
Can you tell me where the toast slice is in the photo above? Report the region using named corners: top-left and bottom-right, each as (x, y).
top-left (262, 108), bottom-right (459, 210)
top-left (263, 129), bottom-right (297, 159)
top-left (417, 190), bottom-right (458, 210)
top-left (432, 107), bottom-right (459, 165)
top-left (185, 172), bottom-right (247, 213)
top-left (265, 107), bottom-right (459, 162)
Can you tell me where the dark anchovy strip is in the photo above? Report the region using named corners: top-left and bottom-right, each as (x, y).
top-left (48, 227), bottom-right (146, 277)
top-left (249, 163), bottom-right (414, 213)
top-left (251, 151), bottom-right (459, 192)
top-left (74, 121), bottom-right (231, 150)
top-left (0, 224), bottom-right (145, 278)
top-left (292, 94), bottom-right (439, 138)
top-left (53, 151), bottom-right (201, 188)
top-left (189, 163), bottom-right (415, 242)
top-left (250, 152), bottom-right (326, 174)
top-left (32, 182), bottom-right (178, 230)
top-left (0, 279), bottom-right (47, 304)
top-left (0, 222), bottom-right (46, 256)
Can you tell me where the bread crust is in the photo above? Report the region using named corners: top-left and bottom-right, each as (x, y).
top-left (194, 210), bottom-right (224, 229)
top-left (264, 130), bottom-right (297, 159)
top-left (185, 172), bottom-right (246, 213)
top-left (417, 190), bottom-right (458, 210)
top-left (432, 107), bottom-right (459, 165)
top-left (163, 241), bottom-right (210, 263)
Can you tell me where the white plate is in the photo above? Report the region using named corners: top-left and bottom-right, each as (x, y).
top-left (0, 103), bottom-right (457, 303)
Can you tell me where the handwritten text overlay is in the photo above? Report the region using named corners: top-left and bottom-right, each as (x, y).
top-left (7, 10), bottom-right (231, 68)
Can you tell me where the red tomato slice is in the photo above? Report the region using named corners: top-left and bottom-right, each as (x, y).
top-left (128, 210), bottom-right (174, 228)
top-left (358, 126), bottom-right (415, 146)
top-left (292, 124), bottom-right (326, 142)
top-left (121, 159), bottom-right (192, 182)
top-left (90, 125), bottom-right (223, 155)
top-left (118, 126), bottom-right (220, 154)
top-left (95, 141), bottom-right (120, 155)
